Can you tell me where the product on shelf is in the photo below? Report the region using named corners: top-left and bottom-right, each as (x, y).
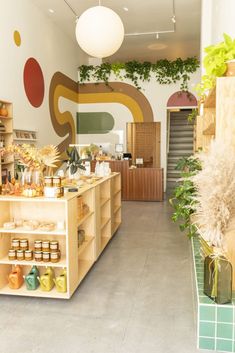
top-left (78, 229), bottom-right (85, 247)
top-left (38, 267), bottom-right (55, 291)
top-left (11, 238), bottom-right (20, 250)
top-left (8, 249), bottom-right (16, 260)
top-left (19, 238), bottom-right (29, 250)
top-left (34, 251), bottom-right (43, 262)
top-left (54, 269), bottom-right (67, 293)
top-left (44, 176), bottom-right (53, 187)
top-left (3, 222), bottom-right (15, 230)
top-left (23, 220), bottom-right (39, 231)
top-left (56, 221), bottom-right (65, 230)
top-left (34, 240), bottom-right (42, 251)
top-left (50, 251), bottom-right (60, 263)
top-left (14, 219), bottom-right (23, 227)
top-left (8, 265), bottom-right (24, 289)
top-left (16, 249), bottom-right (25, 261)
top-left (50, 240), bottom-right (59, 251)
top-left (41, 240), bottom-right (50, 252)
top-left (42, 251), bottom-right (50, 262)
top-left (25, 250), bottom-right (33, 261)
top-left (38, 222), bottom-right (55, 232)
top-left (24, 266), bottom-right (40, 290)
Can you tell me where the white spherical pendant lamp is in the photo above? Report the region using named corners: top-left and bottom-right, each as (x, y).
top-left (76, 6), bottom-right (124, 58)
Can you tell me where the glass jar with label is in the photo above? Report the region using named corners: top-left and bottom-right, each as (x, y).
top-left (42, 240), bottom-right (50, 252)
top-left (20, 239), bottom-right (29, 251)
top-left (34, 251), bottom-right (43, 262)
top-left (51, 251), bottom-right (60, 263)
top-left (16, 249), bottom-right (25, 261)
top-left (25, 250), bottom-right (33, 261)
top-left (50, 241), bottom-right (59, 251)
top-left (34, 240), bottom-right (42, 251)
top-left (11, 238), bottom-right (20, 250)
top-left (8, 249), bottom-right (16, 260)
top-left (42, 252), bottom-right (50, 262)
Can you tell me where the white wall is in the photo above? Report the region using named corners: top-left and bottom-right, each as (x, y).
top-left (0, 0), bottom-right (87, 147)
top-left (201, 0), bottom-right (235, 64)
top-left (78, 69), bottom-right (201, 189)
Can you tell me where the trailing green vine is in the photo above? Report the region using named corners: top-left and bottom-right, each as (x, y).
top-left (78, 57), bottom-right (199, 91)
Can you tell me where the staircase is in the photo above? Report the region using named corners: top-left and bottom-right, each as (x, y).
top-left (167, 111), bottom-right (194, 193)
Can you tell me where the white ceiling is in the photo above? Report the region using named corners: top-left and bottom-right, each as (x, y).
top-left (31, 0), bottom-right (201, 62)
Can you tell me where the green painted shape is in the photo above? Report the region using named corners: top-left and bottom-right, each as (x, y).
top-left (77, 112), bottom-right (115, 134)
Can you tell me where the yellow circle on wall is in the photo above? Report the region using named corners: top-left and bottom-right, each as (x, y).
top-left (14, 30), bottom-right (21, 47)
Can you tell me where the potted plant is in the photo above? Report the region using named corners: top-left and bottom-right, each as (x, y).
top-left (198, 33), bottom-right (235, 98)
top-left (64, 147), bottom-right (86, 178)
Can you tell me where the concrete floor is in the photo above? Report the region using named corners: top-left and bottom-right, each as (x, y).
top-left (0, 201), bottom-right (215, 353)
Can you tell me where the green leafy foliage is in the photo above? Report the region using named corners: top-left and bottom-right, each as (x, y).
top-left (64, 147), bottom-right (86, 175)
top-left (197, 33), bottom-right (235, 98)
top-left (78, 57), bottom-right (199, 92)
top-left (169, 156), bottom-right (202, 238)
top-left (187, 108), bottom-right (198, 122)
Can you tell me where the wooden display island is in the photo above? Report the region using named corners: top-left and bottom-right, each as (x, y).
top-left (0, 173), bottom-right (121, 299)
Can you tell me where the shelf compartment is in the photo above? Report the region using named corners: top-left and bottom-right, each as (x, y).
top-left (78, 259), bottom-right (94, 284)
top-left (101, 217), bottom-right (110, 229)
top-left (0, 227), bottom-right (66, 236)
top-left (114, 205), bottom-right (121, 214)
top-left (112, 222), bottom-right (121, 235)
top-left (101, 236), bottom-right (111, 251)
top-left (0, 284), bottom-right (69, 299)
top-left (78, 236), bottom-right (94, 257)
top-left (77, 211), bottom-right (94, 227)
top-left (0, 255), bottom-right (67, 268)
top-left (114, 189), bottom-right (121, 196)
top-left (100, 197), bottom-right (110, 207)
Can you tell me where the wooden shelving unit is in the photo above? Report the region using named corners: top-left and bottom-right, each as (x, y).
top-left (0, 173), bottom-right (121, 299)
top-left (0, 100), bottom-right (14, 185)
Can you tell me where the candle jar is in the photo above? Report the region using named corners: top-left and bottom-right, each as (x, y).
top-left (8, 249), bottom-right (16, 260)
top-left (34, 251), bottom-right (42, 262)
top-left (42, 241), bottom-right (50, 252)
top-left (50, 241), bottom-right (59, 251)
top-left (16, 249), bottom-right (25, 261)
top-left (20, 239), bottom-right (29, 251)
top-left (11, 238), bottom-right (20, 250)
top-left (50, 251), bottom-right (60, 263)
top-left (34, 240), bottom-right (42, 251)
top-left (42, 252), bottom-right (50, 263)
top-left (25, 250), bottom-right (33, 261)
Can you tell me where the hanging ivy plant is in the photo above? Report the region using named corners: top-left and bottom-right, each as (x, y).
top-left (78, 57), bottom-right (199, 91)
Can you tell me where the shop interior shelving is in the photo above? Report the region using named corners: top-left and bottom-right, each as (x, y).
top-left (0, 100), bottom-right (14, 184)
top-left (0, 173), bottom-right (121, 299)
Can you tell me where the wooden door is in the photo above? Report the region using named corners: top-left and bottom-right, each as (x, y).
top-left (127, 122), bottom-right (161, 168)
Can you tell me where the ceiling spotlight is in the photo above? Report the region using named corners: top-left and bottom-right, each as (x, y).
top-left (48, 8), bottom-right (55, 13)
top-left (123, 7), bottom-right (129, 11)
top-left (171, 15), bottom-right (176, 23)
top-left (156, 33), bottom-right (159, 39)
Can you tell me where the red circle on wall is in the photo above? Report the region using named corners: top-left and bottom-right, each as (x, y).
top-left (23, 58), bottom-right (45, 107)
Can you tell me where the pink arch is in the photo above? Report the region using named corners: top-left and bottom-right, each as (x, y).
top-left (167, 91), bottom-right (197, 107)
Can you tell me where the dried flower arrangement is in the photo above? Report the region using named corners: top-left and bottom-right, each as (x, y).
top-left (0, 144), bottom-right (60, 173)
top-left (192, 140), bottom-right (235, 248)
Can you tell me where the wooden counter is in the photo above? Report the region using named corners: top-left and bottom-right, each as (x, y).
top-left (0, 173), bottom-right (121, 299)
top-left (91, 160), bottom-right (164, 201)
